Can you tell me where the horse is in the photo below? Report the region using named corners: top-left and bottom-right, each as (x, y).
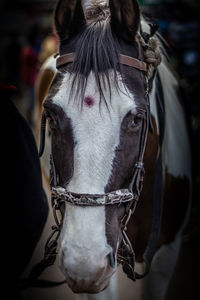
top-left (37, 1), bottom-right (192, 299)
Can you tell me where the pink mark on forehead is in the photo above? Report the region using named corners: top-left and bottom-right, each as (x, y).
top-left (84, 96), bottom-right (95, 107)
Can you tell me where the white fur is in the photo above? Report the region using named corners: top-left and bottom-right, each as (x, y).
top-left (149, 61), bottom-right (192, 179)
top-left (52, 71), bottom-right (137, 281)
top-left (149, 79), bottom-right (159, 131)
top-left (60, 205), bottom-right (111, 280)
top-left (150, 56), bottom-right (192, 180)
top-left (142, 18), bottom-right (191, 180)
top-left (158, 57), bottom-right (191, 179)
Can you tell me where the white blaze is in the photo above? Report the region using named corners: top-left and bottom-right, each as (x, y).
top-left (52, 71), bottom-right (137, 279)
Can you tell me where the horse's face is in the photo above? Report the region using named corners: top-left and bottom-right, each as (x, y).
top-left (44, 0), bottom-right (148, 293)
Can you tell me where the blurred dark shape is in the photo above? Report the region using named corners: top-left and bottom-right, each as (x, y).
top-left (20, 25), bottom-right (39, 124)
top-left (4, 33), bottom-right (22, 89)
top-left (1, 83), bottom-right (49, 298)
top-left (169, 22), bottom-right (200, 78)
top-left (20, 26), bottom-right (39, 87)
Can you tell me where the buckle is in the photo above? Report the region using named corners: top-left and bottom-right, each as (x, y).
top-left (135, 162), bottom-right (144, 169)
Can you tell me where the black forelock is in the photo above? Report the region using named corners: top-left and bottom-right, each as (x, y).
top-left (64, 9), bottom-right (121, 108)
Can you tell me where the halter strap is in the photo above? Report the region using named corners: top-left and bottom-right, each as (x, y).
top-left (56, 52), bottom-right (147, 72)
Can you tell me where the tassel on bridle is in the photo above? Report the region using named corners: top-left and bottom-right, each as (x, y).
top-left (137, 23), bottom-right (161, 81)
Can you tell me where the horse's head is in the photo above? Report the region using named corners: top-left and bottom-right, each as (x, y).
top-left (42, 0), bottom-right (152, 293)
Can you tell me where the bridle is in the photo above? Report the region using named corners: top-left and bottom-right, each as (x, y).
top-left (38, 51), bottom-right (151, 282)
top-left (37, 50), bottom-right (152, 282)
top-left (19, 39), bottom-right (165, 291)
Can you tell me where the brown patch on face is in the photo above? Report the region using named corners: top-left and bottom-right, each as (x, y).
top-left (105, 205), bottom-right (126, 259)
top-left (104, 116), bottom-right (158, 262)
top-left (105, 112), bottom-right (143, 192)
top-left (43, 101), bottom-right (74, 187)
top-left (126, 116), bottom-right (160, 261)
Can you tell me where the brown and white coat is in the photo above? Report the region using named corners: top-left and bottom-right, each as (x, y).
top-left (37, 0), bottom-right (191, 299)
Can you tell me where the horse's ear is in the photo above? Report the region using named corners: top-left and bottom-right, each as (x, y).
top-left (109, 0), bottom-right (140, 43)
top-left (54, 0), bottom-right (86, 41)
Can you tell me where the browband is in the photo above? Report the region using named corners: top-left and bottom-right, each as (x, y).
top-left (56, 52), bottom-right (147, 72)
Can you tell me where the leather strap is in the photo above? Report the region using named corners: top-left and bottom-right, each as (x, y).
top-left (143, 72), bottom-right (165, 267)
top-left (56, 52), bottom-right (147, 72)
top-left (56, 53), bottom-right (75, 69)
top-left (119, 55), bottom-right (147, 72)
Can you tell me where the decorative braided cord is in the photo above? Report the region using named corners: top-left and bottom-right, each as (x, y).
top-left (137, 33), bottom-right (162, 80)
top-left (52, 187), bottom-right (136, 206)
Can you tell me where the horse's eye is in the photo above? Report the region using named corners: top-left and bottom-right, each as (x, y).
top-left (128, 113), bottom-right (143, 129)
top-left (134, 113), bottom-right (143, 125)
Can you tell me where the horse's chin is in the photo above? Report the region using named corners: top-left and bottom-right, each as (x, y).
top-left (70, 279), bottom-right (110, 294)
top-left (61, 256), bottom-right (117, 294)
top-left (63, 269), bottom-right (116, 294)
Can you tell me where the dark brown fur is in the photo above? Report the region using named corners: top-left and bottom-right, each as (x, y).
top-left (44, 101), bottom-right (75, 187)
top-left (120, 116), bottom-right (159, 262)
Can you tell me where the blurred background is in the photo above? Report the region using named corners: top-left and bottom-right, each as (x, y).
top-left (0, 0), bottom-right (199, 299)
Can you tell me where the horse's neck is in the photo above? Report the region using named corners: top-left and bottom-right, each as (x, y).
top-left (128, 53), bottom-right (192, 261)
